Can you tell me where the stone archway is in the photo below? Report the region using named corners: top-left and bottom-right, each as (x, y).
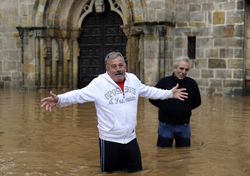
top-left (77, 0), bottom-right (127, 88)
top-left (18, 0), bottom-right (138, 90)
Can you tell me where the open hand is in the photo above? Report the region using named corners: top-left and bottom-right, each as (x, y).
top-left (41, 91), bottom-right (59, 112)
top-left (171, 84), bottom-right (188, 101)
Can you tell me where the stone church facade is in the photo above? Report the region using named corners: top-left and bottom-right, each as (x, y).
top-left (0, 0), bottom-right (249, 96)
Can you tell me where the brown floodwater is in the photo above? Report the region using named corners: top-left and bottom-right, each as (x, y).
top-left (0, 89), bottom-right (250, 176)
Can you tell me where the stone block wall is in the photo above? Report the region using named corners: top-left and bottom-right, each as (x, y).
top-left (132, 0), bottom-right (175, 23)
top-left (0, 0), bottom-right (248, 96)
top-left (174, 0), bottom-right (245, 96)
top-left (132, 0), bottom-right (176, 85)
top-left (0, 0), bottom-right (34, 88)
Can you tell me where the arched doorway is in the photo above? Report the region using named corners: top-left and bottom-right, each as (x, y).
top-left (78, 1), bottom-right (127, 88)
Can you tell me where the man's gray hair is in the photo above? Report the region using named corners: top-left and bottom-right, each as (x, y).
top-left (104, 51), bottom-right (126, 65)
top-left (173, 56), bottom-right (191, 68)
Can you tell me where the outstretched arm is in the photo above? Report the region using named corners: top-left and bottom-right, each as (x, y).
top-left (171, 84), bottom-right (188, 101)
top-left (41, 91), bottom-right (59, 112)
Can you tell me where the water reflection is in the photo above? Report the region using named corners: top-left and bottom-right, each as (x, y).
top-left (0, 90), bottom-right (250, 175)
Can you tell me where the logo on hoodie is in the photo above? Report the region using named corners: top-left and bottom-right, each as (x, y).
top-left (104, 86), bottom-right (136, 104)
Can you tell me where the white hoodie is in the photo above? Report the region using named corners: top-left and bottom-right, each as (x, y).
top-left (57, 72), bottom-right (173, 144)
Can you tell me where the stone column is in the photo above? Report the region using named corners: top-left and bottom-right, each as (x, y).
top-left (67, 39), bottom-right (73, 89)
top-left (34, 28), bottom-right (47, 89)
top-left (45, 37), bottom-right (52, 87)
top-left (63, 39), bottom-right (69, 88)
top-left (51, 38), bottom-right (59, 87)
top-left (164, 27), bottom-right (174, 76)
top-left (35, 36), bottom-right (40, 87)
top-left (72, 39), bottom-right (79, 89)
top-left (57, 39), bottom-right (64, 88)
top-left (138, 32), bottom-right (144, 82)
top-left (16, 27), bottom-right (36, 88)
top-left (158, 25), bottom-right (166, 78)
top-left (141, 24), bottom-right (160, 85)
top-left (134, 23), bottom-right (171, 85)
top-left (39, 38), bottom-right (46, 88)
top-left (123, 26), bottom-right (141, 76)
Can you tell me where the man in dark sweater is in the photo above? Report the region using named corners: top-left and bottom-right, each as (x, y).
top-left (149, 56), bottom-right (201, 147)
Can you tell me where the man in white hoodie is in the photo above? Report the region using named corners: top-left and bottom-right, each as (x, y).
top-left (41, 51), bottom-right (188, 173)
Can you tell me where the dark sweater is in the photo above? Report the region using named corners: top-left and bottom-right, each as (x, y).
top-left (149, 73), bottom-right (201, 124)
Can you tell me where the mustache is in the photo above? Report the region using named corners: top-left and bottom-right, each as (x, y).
top-left (115, 71), bottom-right (123, 75)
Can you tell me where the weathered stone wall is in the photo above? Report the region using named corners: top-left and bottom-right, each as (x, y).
top-left (0, 0), bottom-right (248, 96)
top-left (131, 0), bottom-right (175, 85)
top-left (0, 0), bottom-right (20, 88)
top-left (0, 0), bottom-right (35, 88)
top-left (174, 0), bottom-right (245, 96)
top-left (132, 0), bottom-right (175, 23)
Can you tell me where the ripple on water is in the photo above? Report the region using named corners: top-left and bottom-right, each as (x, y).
top-left (1, 92), bottom-right (250, 175)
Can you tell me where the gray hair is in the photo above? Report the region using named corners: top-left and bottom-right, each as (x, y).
top-left (173, 56), bottom-right (191, 68)
top-left (104, 51), bottom-right (126, 65)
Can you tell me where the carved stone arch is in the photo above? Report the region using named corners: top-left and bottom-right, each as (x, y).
top-left (108, 0), bottom-right (125, 23)
top-left (78, 0), bottom-right (130, 28)
top-left (33, 0), bottom-right (49, 26)
top-left (77, 0), bottom-right (141, 76)
top-left (60, 0), bottom-right (92, 31)
top-left (29, 0), bottom-right (87, 89)
top-left (19, 0), bottom-right (138, 89)
top-left (78, 0), bottom-right (95, 28)
top-left (32, 0), bottom-right (88, 37)
top-left (46, 1), bottom-right (61, 27)
top-left (76, 0), bottom-right (132, 88)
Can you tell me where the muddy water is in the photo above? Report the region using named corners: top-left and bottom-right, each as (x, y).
top-left (0, 89), bottom-right (250, 176)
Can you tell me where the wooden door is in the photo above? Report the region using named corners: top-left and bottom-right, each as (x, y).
top-left (78, 1), bottom-right (127, 88)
